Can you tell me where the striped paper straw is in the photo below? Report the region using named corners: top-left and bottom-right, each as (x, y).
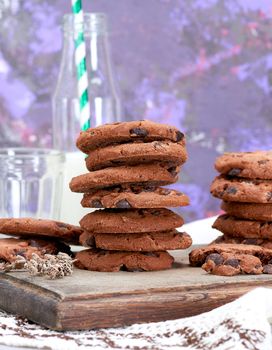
top-left (71, 0), bottom-right (90, 131)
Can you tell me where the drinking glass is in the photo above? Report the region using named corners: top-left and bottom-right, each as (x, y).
top-left (0, 148), bottom-right (65, 219)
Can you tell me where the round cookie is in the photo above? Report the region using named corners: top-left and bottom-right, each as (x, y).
top-left (221, 201), bottom-right (272, 221)
top-left (212, 235), bottom-right (272, 250)
top-left (0, 237), bottom-right (71, 263)
top-left (70, 163), bottom-right (180, 193)
top-left (81, 185), bottom-right (190, 209)
top-left (0, 218), bottom-right (83, 244)
top-left (213, 214), bottom-right (272, 240)
top-left (189, 243), bottom-right (272, 267)
top-left (75, 249), bottom-right (174, 272)
top-left (76, 120), bottom-right (185, 153)
top-left (79, 230), bottom-right (192, 251)
top-left (85, 140), bottom-right (187, 171)
top-left (210, 175), bottom-right (272, 203)
top-left (80, 208), bottom-right (184, 234)
top-left (215, 151), bottom-right (272, 179)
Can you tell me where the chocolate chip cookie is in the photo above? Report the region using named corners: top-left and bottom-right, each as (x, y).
top-left (0, 237), bottom-right (70, 263)
top-left (202, 252), bottom-right (262, 276)
top-left (80, 208), bottom-right (184, 234)
top-left (81, 185), bottom-right (189, 209)
top-left (221, 201), bottom-right (272, 221)
top-left (212, 235), bottom-right (272, 250)
top-left (85, 140), bottom-right (187, 171)
top-left (76, 120), bottom-right (185, 153)
top-left (75, 249), bottom-right (174, 272)
top-left (70, 163), bottom-right (180, 192)
top-left (0, 218), bottom-right (83, 244)
top-left (213, 214), bottom-right (272, 240)
top-left (210, 175), bottom-right (272, 203)
top-left (79, 230), bottom-right (192, 251)
top-left (215, 151), bottom-right (272, 179)
top-left (189, 243), bottom-right (272, 276)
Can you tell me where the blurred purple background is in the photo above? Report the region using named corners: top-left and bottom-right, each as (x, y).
top-left (0, 0), bottom-right (272, 221)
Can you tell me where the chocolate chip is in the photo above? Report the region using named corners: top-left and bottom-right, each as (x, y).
top-left (144, 186), bottom-right (156, 192)
top-left (162, 189), bottom-right (171, 195)
top-left (205, 253), bottom-right (224, 266)
top-left (116, 199), bottom-right (132, 209)
top-left (16, 249), bottom-right (26, 257)
top-left (167, 166), bottom-right (178, 177)
top-left (258, 160), bottom-right (269, 165)
top-left (151, 210), bottom-right (161, 216)
top-left (243, 238), bottom-right (258, 245)
top-left (142, 252), bottom-right (159, 257)
top-left (56, 222), bottom-right (69, 230)
top-left (226, 186), bottom-right (237, 194)
top-left (129, 128), bottom-right (149, 137)
top-left (29, 240), bottom-right (42, 248)
top-left (263, 264), bottom-right (272, 274)
top-left (87, 236), bottom-right (95, 247)
top-left (176, 131), bottom-right (184, 142)
top-left (224, 258), bottom-right (239, 268)
top-left (91, 199), bottom-right (103, 208)
top-left (228, 168), bottom-right (241, 176)
top-left (267, 192), bottom-right (272, 202)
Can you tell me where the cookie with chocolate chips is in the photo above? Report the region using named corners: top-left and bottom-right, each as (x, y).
top-left (0, 218), bottom-right (83, 244)
top-left (210, 175), bottom-right (272, 203)
top-left (81, 185), bottom-right (189, 209)
top-left (213, 214), bottom-right (272, 240)
top-left (79, 230), bottom-right (192, 251)
top-left (189, 243), bottom-right (272, 276)
top-left (85, 140), bottom-right (187, 171)
top-left (215, 151), bottom-right (272, 180)
top-left (202, 252), bottom-right (263, 276)
top-left (75, 249), bottom-right (174, 272)
top-left (0, 237), bottom-right (71, 263)
top-left (76, 120), bottom-right (185, 153)
top-left (221, 201), bottom-right (272, 221)
top-left (70, 163), bottom-right (180, 193)
top-left (80, 208), bottom-right (184, 234)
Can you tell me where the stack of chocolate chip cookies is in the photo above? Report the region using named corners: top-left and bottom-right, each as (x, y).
top-left (190, 151), bottom-right (272, 276)
top-left (69, 120), bottom-right (192, 272)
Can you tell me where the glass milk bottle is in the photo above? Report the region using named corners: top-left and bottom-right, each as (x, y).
top-left (52, 13), bottom-right (122, 225)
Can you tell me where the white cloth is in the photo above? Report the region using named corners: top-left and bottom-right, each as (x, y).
top-left (0, 287), bottom-right (272, 350)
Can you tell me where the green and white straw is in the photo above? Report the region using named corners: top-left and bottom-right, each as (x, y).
top-left (71, 0), bottom-right (90, 131)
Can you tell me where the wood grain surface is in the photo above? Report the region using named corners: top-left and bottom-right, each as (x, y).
top-left (0, 248), bottom-right (272, 330)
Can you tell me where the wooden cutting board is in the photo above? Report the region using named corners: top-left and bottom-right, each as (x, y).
top-left (0, 247), bottom-right (272, 331)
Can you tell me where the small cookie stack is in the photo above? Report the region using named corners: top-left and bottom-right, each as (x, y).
top-left (70, 120), bottom-right (192, 272)
top-left (190, 151), bottom-right (272, 276)
top-left (0, 218), bottom-right (83, 264)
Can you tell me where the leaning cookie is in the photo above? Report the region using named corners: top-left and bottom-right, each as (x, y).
top-left (0, 218), bottom-right (83, 244)
top-left (81, 185), bottom-right (189, 209)
top-left (189, 243), bottom-right (272, 276)
top-left (70, 163), bottom-right (180, 193)
top-left (221, 201), bottom-right (272, 221)
top-left (75, 249), bottom-right (174, 272)
top-left (79, 230), bottom-right (192, 251)
top-left (76, 120), bottom-right (185, 153)
top-left (85, 140), bottom-right (187, 171)
top-left (0, 237), bottom-right (71, 263)
top-left (80, 208), bottom-right (184, 234)
top-left (213, 214), bottom-right (272, 240)
top-left (210, 175), bottom-right (272, 203)
top-left (215, 151), bottom-right (272, 180)
top-left (202, 252), bottom-right (262, 276)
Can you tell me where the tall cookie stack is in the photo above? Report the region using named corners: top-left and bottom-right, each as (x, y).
top-left (190, 151), bottom-right (272, 276)
top-left (69, 120), bottom-right (192, 272)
